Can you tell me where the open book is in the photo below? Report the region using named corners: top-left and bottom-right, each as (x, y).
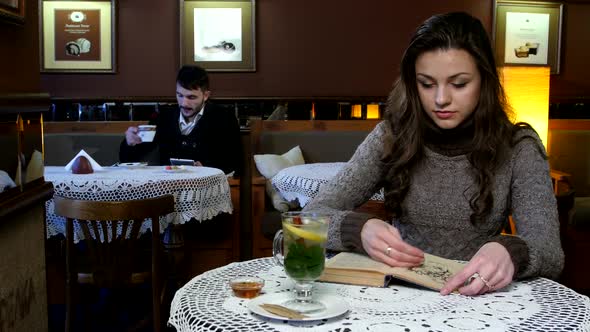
top-left (319, 252), bottom-right (465, 290)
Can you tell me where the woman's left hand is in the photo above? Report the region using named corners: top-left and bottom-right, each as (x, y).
top-left (440, 242), bottom-right (515, 296)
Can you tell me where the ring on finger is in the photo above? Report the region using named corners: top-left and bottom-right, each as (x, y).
top-left (385, 246), bottom-right (392, 257)
top-left (478, 274), bottom-right (494, 290)
top-left (474, 273), bottom-right (494, 290)
top-left (465, 272), bottom-right (480, 286)
top-left (465, 272), bottom-right (493, 290)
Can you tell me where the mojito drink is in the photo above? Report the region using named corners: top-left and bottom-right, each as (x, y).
top-left (282, 215), bottom-right (328, 282)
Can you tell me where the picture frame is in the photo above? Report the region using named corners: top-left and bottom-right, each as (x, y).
top-left (180, 0), bottom-right (255, 72)
top-left (493, 0), bottom-right (563, 74)
top-left (39, 0), bottom-right (116, 73)
top-left (0, 0), bottom-right (25, 24)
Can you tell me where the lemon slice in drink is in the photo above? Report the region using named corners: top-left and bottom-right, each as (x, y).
top-left (283, 223), bottom-right (327, 242)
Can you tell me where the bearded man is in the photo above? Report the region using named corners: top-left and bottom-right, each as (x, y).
top-left (120, 65), bottom-right (241, 174)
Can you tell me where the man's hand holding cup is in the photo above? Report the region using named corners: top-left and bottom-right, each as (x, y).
top-left (126, 125), bottom-right (156, 146)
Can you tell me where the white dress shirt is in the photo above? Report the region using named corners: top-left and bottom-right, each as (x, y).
top-left (179, 106), bottom-right (204, 135)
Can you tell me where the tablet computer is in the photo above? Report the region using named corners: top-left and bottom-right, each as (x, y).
top-left (170, 158), bottom-right (195, 166)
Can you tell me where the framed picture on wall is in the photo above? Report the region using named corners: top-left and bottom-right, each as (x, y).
top-left (493, 0), bottom-right (563, 74)
top-left (0, 0), bottom-right (25, 24)
top-left (39, 0), bottom-right (116, 73)
top-left (180, 0), bottom-right (255, 72)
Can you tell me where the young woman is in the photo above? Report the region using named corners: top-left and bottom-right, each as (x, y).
top-left (304, 12), bottom-right (563, 296)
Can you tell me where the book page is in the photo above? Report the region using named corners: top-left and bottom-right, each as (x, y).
top-left (389, 254), bottom-right (465, 290)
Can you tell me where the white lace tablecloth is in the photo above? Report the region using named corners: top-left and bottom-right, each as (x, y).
top-left (45, 166), bottom-right (232, 242)
top-left (169, 257), bottom-right (590, 332)
top-left (272, 162), bottom-right (384, 207)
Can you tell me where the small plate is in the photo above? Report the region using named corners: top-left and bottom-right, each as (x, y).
top-left (163, 165), bottom-right (187, 173)
top-left (119, 162), bottom-right (147, 168)
top-left (247, 292), bottom-right (349, 321)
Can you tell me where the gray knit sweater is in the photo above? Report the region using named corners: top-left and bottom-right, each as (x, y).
top-left (303, 121), bottom-right (564, 280)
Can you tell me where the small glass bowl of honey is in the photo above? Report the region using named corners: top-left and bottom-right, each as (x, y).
top-left (229, 276), bottom-right (265, 299)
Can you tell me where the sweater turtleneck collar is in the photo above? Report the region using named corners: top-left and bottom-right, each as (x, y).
top-left (423, 115), bottom-right (475, 157)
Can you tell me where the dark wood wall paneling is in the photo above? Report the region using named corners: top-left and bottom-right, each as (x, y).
top-left (0, 0), bottom-right (40, 93)
top-left (30, 0), bottom-right (590, 100)
top-left (550, 2), bottom-right (590, 99)
top-left (39, 0), bottom-right (491, 98)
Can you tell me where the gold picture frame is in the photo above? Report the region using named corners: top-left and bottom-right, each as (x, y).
top-left (0, 0), bottom-right (25, 25)
top-left (39, 0), bottom-right (116, 73)
top-left (493, 0), bottom-right (563, 74)
top-left (180, 0), bottom-right (255, 72)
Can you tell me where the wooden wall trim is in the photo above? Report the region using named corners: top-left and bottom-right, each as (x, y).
top-left (549, 119), bottom-right (590, 130)
top-left (0, 93), bottom-right (50, 103)
top-left (51, 96), bottom-right (176, 103)
top-left (44, 121), bottom-right (147, 134)
top-left (45, 119), bottom-right (590, 135)
top-left (44, 119), bottom-right (382, 140)
top-left (49, 95), bottom-right (590, 104)
top-left (0, 93), bottom-right (51, 113)
top-left (257, 119), bottom-right (381, 132)
top-left (49, 96), bottom-right (387, 103)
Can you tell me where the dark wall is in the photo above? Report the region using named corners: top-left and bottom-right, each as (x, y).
top-left (40, 0), bottom-right (491, 98)
top-left (0, 0), bottom-right (40, 93)
top-left (550, 2), bottom-right (590, 99)
top-left (39, 0), bottom-right (589, 99)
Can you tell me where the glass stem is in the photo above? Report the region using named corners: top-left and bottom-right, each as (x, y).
top-left (293, 281), bottom-right (314, 303)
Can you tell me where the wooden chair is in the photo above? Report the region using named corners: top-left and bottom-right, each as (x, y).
top-left (53, 194), bottom-right (175, 332)
top-left (550, 169), bottom-right (572, 195)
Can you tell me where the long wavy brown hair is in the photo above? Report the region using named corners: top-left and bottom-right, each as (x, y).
top-left (382, 12), bottom-right (542, 225)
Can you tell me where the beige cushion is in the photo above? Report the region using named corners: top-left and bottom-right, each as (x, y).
top-left (254, 146), bottom-right (305, 212)
top-left (25, 150), bottom-right (44, 183)
top-left (254, 146), bottom-right (305, 178)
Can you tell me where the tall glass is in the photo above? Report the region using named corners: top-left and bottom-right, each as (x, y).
top-left (273, 211), bottom-right (328, 313)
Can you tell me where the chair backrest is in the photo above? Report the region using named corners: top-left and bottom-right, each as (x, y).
top-left (249, 120), bottom-right (380, 176)
top-left (548, 122), bottom-right (590, 196)
top-left (54, 195), bottom-right (175, 287)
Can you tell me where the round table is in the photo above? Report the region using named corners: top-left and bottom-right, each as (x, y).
top-left (45, 165), bottom-right (232, 242)
top-left (168, 257), bottom-right (590, 331)
top-left (272, 163), bottom-right (384, 207)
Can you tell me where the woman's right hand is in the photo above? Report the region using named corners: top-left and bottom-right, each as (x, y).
top-left (361, 218), bottom-right (424, 267)
top-left (125, 126), bottom-right (142, 146)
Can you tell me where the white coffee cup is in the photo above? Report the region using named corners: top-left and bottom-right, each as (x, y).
top-left (137, 125), bottom-right (156, 142)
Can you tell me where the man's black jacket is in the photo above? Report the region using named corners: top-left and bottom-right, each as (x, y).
top-left (119, 103), bottom-right (241, 175)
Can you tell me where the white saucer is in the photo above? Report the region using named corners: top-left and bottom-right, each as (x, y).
top-left (247, 292), bottom-right (349, 321)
